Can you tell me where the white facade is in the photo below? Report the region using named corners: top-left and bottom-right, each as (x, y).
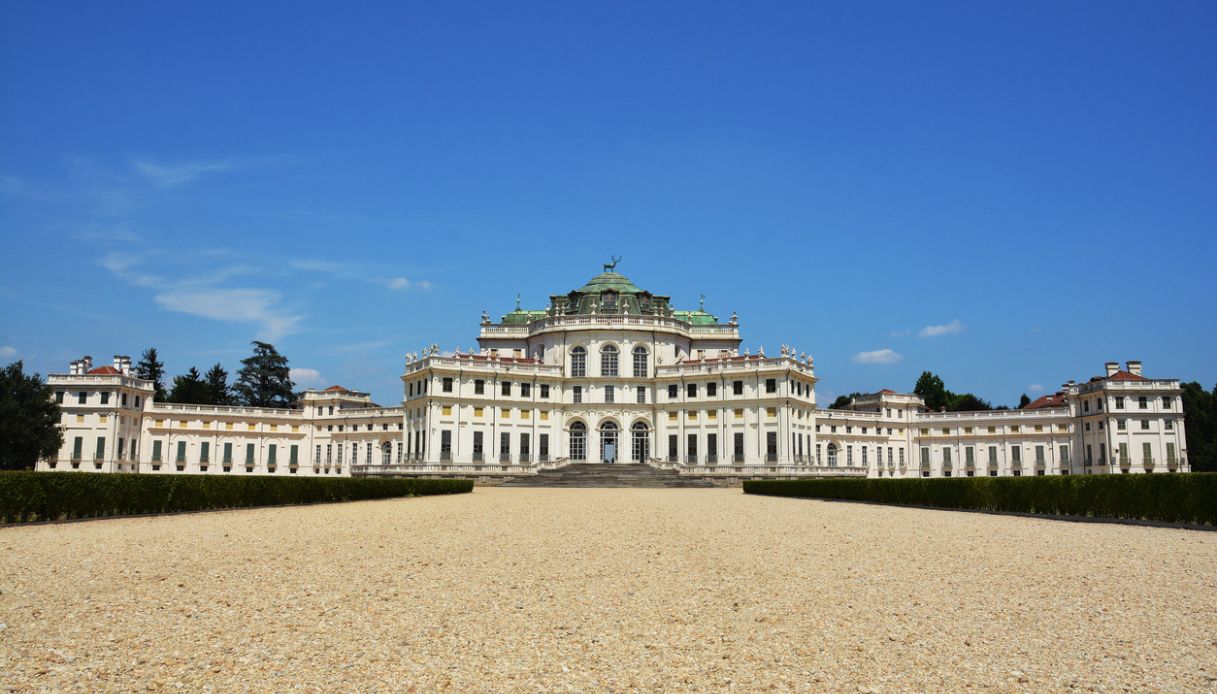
top-left (38, 269), bottom-right (1190, 479)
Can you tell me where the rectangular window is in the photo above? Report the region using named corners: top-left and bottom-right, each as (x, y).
top-left (633, 349), bottom-right (648, 378)
top-left (1141, 419), bottom-right (1150, 431)
top-left (687, 433), bottom-right (697, 462)
top-left (473, 431), bottom-right (484, 458)
top-left (96, 437), bottom-right (107, 460)
top-left (1162, 395), bottom-right (1171, 409)
top-left (1142, 442), bottom-right (1152, 463)
top-left (521, 383), bottom-right (531, 398)
top-left (734, 432), bottom-right (744, 462)
top-left (1035, 445), bottom-right (1044, 463)
top-left (605, 385), bottom-right (614, 404)
top-left (540, 384), bottom-right (550, 399)
top-left (988, 445), bottom-right (997, 463)
top-left (474, 406), bottom-right (484, 418)
top-left (290, 445), bottom-right (298, 465)
top-left (766, 432), bottom-right (777, 461)
top-left (942, 447), bottom-right (951, 464)
top-left (520, 433), bottom-right (530, 457)
top-left (1118, 442), bottom-right (1128, 464)
top-left (539, 434), bottom-right (549, 459)
top-left (500, 432), bottom-right (510, 458)
top-left (502, 381), bottom-right (511, 396)
top-left (200, 442), bottom-right (210, 463)
top-left (441, 405), bottom-right (452, 416)
top-left (442, 377), bottom-right (453, 393)
top-left (687, 383), bottom-right (697, 398)
top-left (734, 408), bottom-right (743, 419)
top-left (636, 387), bottom-right (646, 404)
top-left (1059, 444), bottom-right (1069, 465)
top-left (707, 433), bottom-right (717, 460)
top-left (1086, 444), bottom-right (1093, 465)
top-left (224, 442), bottom-right (234, 464)
top-left (1012, 446), bottom-right (1021, 463)
top-left (1165, 419), bottom-right (1174, 431)
top-left (668, 434), bottom-right (678, 461)
top-left (765, 378), bottom-right (777, 393)
top-left (707, 382), bottom-right (717, 397)
top-left (1084, 400), bottom-right (1090, 413)
top-left (573, 386), bottom-right (583, 404)
top-left (77, 392), bottom-right (87, 405)
top-left (441, 430), bottom-right (452, 456)
top-left (1115, 396), bottom-right (1124, 409)
top-left (100, 392), bottom-right (111, 405)
top-left (1100, 442), bottom-right (1107, 464)
top-left (151, 439), bottom-right (162, 462)
top-left (733, 380), bottom-right (743, 396)
top-left (920, 447), bottom-right (929, 466)
top-left (245, 443), bottom-right (255, 464)
top-left (474, 379), bottom-right (484, 394)
top-left (1167, 442), bottom-right (1176, 462)
top-left (118, 438), bottom-right (126, 460)
top-left (1138, 396), bottom-right (1147, 409)
top-left (268, 444), bottom-right (278, 466)
top-left (965, 446), bottom-right (974, 464)
top-left (55, 391), bottom-right (64, 404)
top-left (1118, 419), bottom-right (1126, 431)
top-left (668, 384), bottom-right (678, 399)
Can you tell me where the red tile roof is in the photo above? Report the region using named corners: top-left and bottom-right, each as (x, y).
top-left (1024, 392), bottom-right (1066, 409)
top-left (879, 389), bottom-right (896, 394)
top-left (87, 366), bottom-right (121, 375)
top-left (1106, 370), bottom-right (1148, 382)
top-left (323, 385), bottom-right (351, 393)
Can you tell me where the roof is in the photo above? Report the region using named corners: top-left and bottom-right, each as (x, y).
top-left (574, 271), bottom-right (645, 295)
top-left (879, 388), bottom-right (896, 394)
top-left (1107, 370), bottom-right (1148, 382)
top-left (323, 385), bottom-right (351, 393)
top-left (86, 366), bottom-right (121, 375)
top-left (1024, 392), bottom-right (1066, 409)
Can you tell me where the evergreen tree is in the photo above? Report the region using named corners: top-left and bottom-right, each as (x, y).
top-left (1018, 393), bottom-right (1032, 408)
top-left (827, 392), bottom-right (862, 409)
top-left (233, 341), bottom-right (295, 408)
top-left (949, 393), bottom-right (993, 411)
top-left (0, 361), bottom-right (64, 470)
top-left (135, 347), bottom-right (167, 401)
top-left (168, 367), bottom-right (209, 404)
top-left (203, 363), bottom-right (231, 406)
top-left (913, 371), bottom-right (949, 411)
top-left (1181, 381), bottom-right (1217, 472)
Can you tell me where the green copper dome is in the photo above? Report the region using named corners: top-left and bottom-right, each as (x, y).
top-left (574, 271), bottom-right (645, 295)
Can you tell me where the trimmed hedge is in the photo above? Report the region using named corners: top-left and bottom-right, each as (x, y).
top-left (0, 472), bottom-right (472, 523)
top-left (743, 473), bottom-right (1217, 526)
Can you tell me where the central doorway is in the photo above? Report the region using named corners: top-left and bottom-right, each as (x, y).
top-left (600, 421), bottom-right (619, 463)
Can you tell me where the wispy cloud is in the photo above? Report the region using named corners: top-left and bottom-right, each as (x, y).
top-left (289, 258), bottom-right (433, 292)
top-left (0, 345), bottom-right (17, 359)
top-left (1028, 384), bottom-right (1045, 393)
top-left (156, 288), bottom-right (302, 341)
top-left (290, 367), bottom-right (326, 388)
top-left (918, 319), bottom-right (965, 338)
top-left (131, 157), bottom-right (237, 188)
top-left (852, 348), bottom-right (902, 365)
top-left (889, 329), bottom-right (911, 338)
top-left (387, 276), bottom-right (432, 291)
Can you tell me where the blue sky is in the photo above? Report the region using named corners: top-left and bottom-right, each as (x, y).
top-left (2, 1), bottom-right (1215, 407)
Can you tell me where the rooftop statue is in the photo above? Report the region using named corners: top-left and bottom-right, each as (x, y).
top-left (603, 255), bottom-right (622, 272)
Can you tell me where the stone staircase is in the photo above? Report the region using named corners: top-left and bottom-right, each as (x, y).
top-left (497, 463), bottom-right (718, 488)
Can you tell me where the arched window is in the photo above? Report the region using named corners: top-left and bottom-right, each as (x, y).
top-left (632, 345), bottom-right (648, 378)
top-left (570, 422), bottom-right (587, 461)
top-left (827, 443), bottom-right (837, 467)
top-left (601, 344), bottom-right (618, 377)
top-left (381, 442), bottom-right (392, 466)
top-left (570, 346), bottom-right (586, 377)
top-left (631, 422), bottom-right (650, 463)
top-left (600, 421), bottom-right (619, 463)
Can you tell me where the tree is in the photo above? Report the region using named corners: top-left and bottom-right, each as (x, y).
top-left (828, 394), bottom-right (856, 409)
top-left (949, 393), bottom-right (993, 412)
top-left (135, 347), bottom-right (167, 401)
top-left (1018, 393), bottom-right (1032, 408)
top-left (914, 371), bottom-right (949, 411)
top-left (168, 367), bottom-right (209, 404)
top-left (1181, 381), bottom-right (1217, 472)
top-left (233, 341), bottom-right (295, 408)
top-left (0, 361), bottom-right (64, 470)
top-left (203, 363), bottom-right (231, 406)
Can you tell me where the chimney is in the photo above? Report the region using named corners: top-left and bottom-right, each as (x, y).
top-left (81, 355), bottom-right (93, 373)
top-left (113, 355), bottom-right (123, 371)
top-left (1104, 361), bottom-right (1119, 377)
top-left (1126, 360), bottom-right (1142, 376)
top-left (69, 359), bottom-right (80, 375)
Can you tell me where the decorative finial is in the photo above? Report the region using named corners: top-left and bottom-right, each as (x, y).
top-left (481, 310), bottom-right (490, 324)
top-left (515, 292), bottom-right (521, 310)
top-left (603, 255), bottom-right (622, 272)
top-left (699, 294), bottom-right (705, 311)
top-left (730, 311), bottom-right (738, 325)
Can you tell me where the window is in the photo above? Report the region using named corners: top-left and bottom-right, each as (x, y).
top-left (245, 443), bottom-right (255, 464)
top-left (604, 385), bottom-right (614, 404)
top-left (224, 443), bottom-right (234, 464)
top-left (765, 378), bottom-right (777, 394)
top-left (573, 386), bottom-right (583, 404)
top-left (766, 432), bottom-right (778, 461)
top-left (570, 422), bottom-right (587, 461)
top-left (521, 383), bottom-right (531, 398)
top-left (1162, 396), bottom-right (1172, 409)
top-left (988, 445), bottom-right (997, 463)
top-left (1141, 419), bottom-right (1150, 431)
top-left (687, 383), bottom-right (697, 398)
top-left (1115, 396), bottom-right (1124, 409)
top-left (1165, 419), bottom-right (1174, 431)
top-left (135, 396), bottom-right (141, 408)
top-left (1167, 442), bottom-right (1176, 463)
top-left (1011, 447), bottom-right (1021, 463)
top-left (668, 434), bottom-right (678, 462)
top-left (601, 344), bottom-right (620, 375)
top-left (707, 382), bottom-right (717, 397)
top-left (631, 423), bottom-right (650, 462)
top-left (540, 384), bottom-right (550, 398)
top-left (474, 379), bottom-right (484, 395)
top-left (539, 434), bottom-right (550, 460)
top-left (1117, 419), bottom-right (1127, 431)
top-left (290, 445), bottom-right (299, 466)
top-left (1059, 445), bottom-right (1069, 465)
top-left (965, 446), bottom-right (974, 465)
top-left (500, 432), bottom-right (510, 459)
top-left (633, 346), bottom-right (648, 378)
top-left (920, 447), bottom-right (929, 466)
top-left (473, 431), bottom-right (484, 460)
top-left (441, 431), bottom-right (452, 458)
top-left (570, 347), bottom-right (586, 377)
top-left (100, 392), bottom-right (111, 405)
top-left (77, 392), bottom-right (87, 405)
top-left (1086, 444), bottom-right (1093, 465)
top-left (501, 381), bottom-right (511, 396)
top-left (55, 391), bottom-right (64, 404)
top-left (200, 442), bottom-right (210, 463)
top-left (1138, 396), bottom-right (1147, 410)
top-left (668, 384), bottom-right (678, 399)
top-left (707, 433), bottom-right (717, 461)
top-left (148, 438), bottom-right (160, 463)
top-left (442, 377), bottom-right (453, 393)
top-left (96, 437), bottom-right (107, 461)
top-left (687, 433), bottom-right (698, 462)
top-left (636, 387), bottom-right (646, 404)
top-left (1084, 400), bottom-right (1090, 413)
top-left (1142, 441), bottom-right (1152, 464)
top-left (520, 433), bottom-right (530, 458)
top-left (942, 447), bottom-right (952, 465)
top-left (734, 432), bottom-right (745, 462)
top-left (1035, 445), bottom-right (1044, 463)
top-left (269, 444), bottom-right (279, 467)
top-left (118, 438), bottom-right (126, 460)
top-left (733, 380), bottom-right (743, 396)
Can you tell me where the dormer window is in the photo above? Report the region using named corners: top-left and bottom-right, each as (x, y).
top-left (602, 291), bottom-right (618, 313)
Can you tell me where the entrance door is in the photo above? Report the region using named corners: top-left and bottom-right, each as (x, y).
top-left (600, 422), bottom-right (619, 463)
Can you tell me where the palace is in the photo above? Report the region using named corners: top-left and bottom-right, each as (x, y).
top-left (39, 266), bottom-right (1190, 479)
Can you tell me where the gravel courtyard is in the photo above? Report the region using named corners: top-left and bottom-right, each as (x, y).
top-left (3, 488), bottom-right (1216, 692)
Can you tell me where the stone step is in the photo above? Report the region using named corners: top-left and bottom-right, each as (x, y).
top-left (498, 463), bottom-right (718, 488)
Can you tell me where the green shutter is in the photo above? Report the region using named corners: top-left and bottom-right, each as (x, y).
top-left (268, 444), bottom-right (277, 465)
top-left (72, 437), bottom-right (83, 460)
top-left (176, 441), bottom-right (186, 463)
top-left (95, 437), bottom-right (105, 460)
top-left (290, 445), bottom-right (298, 464)
top-left (245, 443), bottom-right (255, 464)
top-left (223, 443), bottom-right (232, 463)
top-left (200, 442), bottom-right (210, 462)
top-left (152, 440), bottom-right (162, 462)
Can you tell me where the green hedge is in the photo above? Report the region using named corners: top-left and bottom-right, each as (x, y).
top-left (0, 472), bottom-right (473, 523)
top-left (743, 473), bottom-right (1217, 526)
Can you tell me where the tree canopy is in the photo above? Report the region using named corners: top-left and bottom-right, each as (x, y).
top-left (168, 367), bottom-right (209, 404)
top-left (1181, 382), bottom-right (1216, 472)
top-left (913, 371), bottom-right (995, 412)
top-left (135, 347), bottom-right (166, 401)
top-left (232, 341), bottom-right (296, 408)
top-left (0, 361), bottom-right (64, 470)
top-left (204, 363), bottom-right (231, 406)
top-left (1018, 393), bottom-right (1032, 408)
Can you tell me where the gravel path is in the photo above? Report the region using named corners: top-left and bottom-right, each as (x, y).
top-left (3, 488), bottom-right (1216, 691)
